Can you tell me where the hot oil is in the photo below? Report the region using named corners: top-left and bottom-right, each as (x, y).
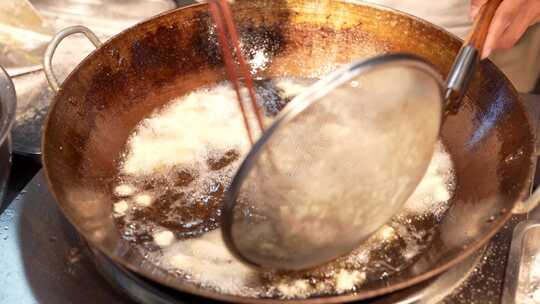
top-left (112, 79), bottom-right (456, 299)
top-left (114, 163), bottom-right (226, 245)
top-left (113, 78), bottom-right (311, 249)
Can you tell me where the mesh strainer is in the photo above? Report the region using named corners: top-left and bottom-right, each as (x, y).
top-left (222, 54), bottom-right (444, 270)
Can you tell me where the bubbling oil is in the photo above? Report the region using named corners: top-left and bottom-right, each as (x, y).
top-left (113, 78), bottom-right (456, 299)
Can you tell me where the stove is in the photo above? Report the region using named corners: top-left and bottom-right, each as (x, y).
top-left (0, 95), bottom-right (538, 304)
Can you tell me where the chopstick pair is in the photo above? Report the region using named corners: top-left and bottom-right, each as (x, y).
top-left (208, 0), bottom-right (265, 145)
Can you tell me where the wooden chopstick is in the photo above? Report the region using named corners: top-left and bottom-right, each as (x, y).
top-left (208, 0), bottom-right (265, 145)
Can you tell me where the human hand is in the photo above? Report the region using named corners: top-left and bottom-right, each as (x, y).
top-left (470, 0), bottom-right (540, 58)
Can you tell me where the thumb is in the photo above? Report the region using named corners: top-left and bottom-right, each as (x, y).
top-left (470, 0), bottom-right (489, 19)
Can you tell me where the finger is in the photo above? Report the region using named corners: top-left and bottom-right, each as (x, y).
top-left (530, 0), bottom-right (540, 24)
top-left (493, 9), bottom-right (531, 50)
top-left (482, 18), bottom-right (510, 58)
top-left (481, 0), bottom-right (523, 58)
top-left (470, 0), bottom-right (489, 19)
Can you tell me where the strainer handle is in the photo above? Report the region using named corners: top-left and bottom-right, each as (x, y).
top-left (445, 0), bottom-right (502, 115)
top-left (463, 0), bottom-right (502, 50)
top-left (43, 25), bottom-right (102, 93)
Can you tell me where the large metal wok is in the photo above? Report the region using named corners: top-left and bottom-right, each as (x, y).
top-left (42, 0), bottom-right (540, 302)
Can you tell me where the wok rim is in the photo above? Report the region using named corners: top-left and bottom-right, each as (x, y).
top-left (41, 1), bottom-right (535, 303)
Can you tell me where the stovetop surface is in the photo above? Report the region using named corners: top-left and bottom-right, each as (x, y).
top-left (1, 94), bottom-right (539, 304)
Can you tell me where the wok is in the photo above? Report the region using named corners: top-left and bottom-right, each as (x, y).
top-left (42, 0), bottom-right (540, 302)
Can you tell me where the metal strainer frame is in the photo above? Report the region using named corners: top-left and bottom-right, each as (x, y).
top-left (222, 53), bottom-right (445, 269)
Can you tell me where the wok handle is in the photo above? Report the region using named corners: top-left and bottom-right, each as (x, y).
top-left (444, 0), bottom-right (502, 115)
top-left (43, 26), bottom-right (102, 92)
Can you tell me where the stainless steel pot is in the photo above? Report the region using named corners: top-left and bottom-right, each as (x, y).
top-left (0, 66), bottom-right (18, 203)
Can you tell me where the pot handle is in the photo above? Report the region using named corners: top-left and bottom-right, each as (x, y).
top-left (43, 25), bottom-right (102, 92)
